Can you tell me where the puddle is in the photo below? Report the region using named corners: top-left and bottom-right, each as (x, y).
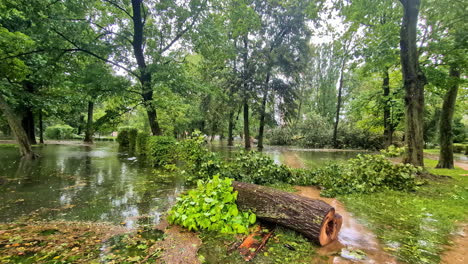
top-left (295, 186), bottom-right (397, 263)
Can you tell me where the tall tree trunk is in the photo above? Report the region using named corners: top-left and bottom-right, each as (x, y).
top-left (242, 35), bottom-right (250, 150)
top-left (84, 101), bottom-right (94, 143)
top-left (382, 68), bottom-right (393, 147)
top-left (77, 114), bottom-right (85, 135)
top-left (228, 110), bottom-right (234, 146)
top-left (21, 108), bottom-right (37, 145)
top-left (399, 0), bottom-right (425, 166)
top-left (332, 60), bottom-right (345, 147)
top-left (39, 110), bottom-right (44, 144)
top-left (243, 99), bottom-right (251, 150)
top-left (258, 73), bottom-right (270, 151)
top-left (436, 66), bottom-right (460, 169)
top-left (0, 95), bottom-right (36, 159)
top-left (131, 0), bottom-right (161, 136)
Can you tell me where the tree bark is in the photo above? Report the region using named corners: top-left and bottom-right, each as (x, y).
top-left (436, 66), bottom-right (460, 169)
top-left (382, 68), bottom-right (393, 147)
top-left (0, 95), bottom-right (36, 159)
top-left (242, 35), bottom-right (250, 150)
top-left (232, 181), bottom-right (342, 246)
top-left (39, 110), bottom-right (44, 144)
top-left (399, 0), bottom-right (425, 166)
top-left (243, 99), bottom-right (251, 150)
top-left (228, 110), bottom-right (234, 146)
top-left (332, 59), bottom-right (346, 147)
top-left (257, 73), bottom-right (270, 151)
top-left (131, 0), bottom-right (162, 136)
top-left (21, 108), bottom-right (36, 145)
top-left (84, 101), bottom-right (94, 143)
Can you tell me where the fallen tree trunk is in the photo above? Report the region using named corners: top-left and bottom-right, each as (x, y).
top-left (232, 181), bottom-right (342, 246)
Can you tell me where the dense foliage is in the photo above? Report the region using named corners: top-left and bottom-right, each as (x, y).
top-left (316, 154), bottom-right (420, 197)
top-left (226, 151), bottom-right (293, 185)
top-left (144, 136), bottom-right (177, 167)
top-left (146, 136), bottom-right (421, 198)
top-left (44, 125), bottom-right (75, 140)
top-left (380, 145), bottom-right (406, 157)
top-left (167, 176), bottom-right (256, 234)
top-left (116, 127), bottom-right (138, 150)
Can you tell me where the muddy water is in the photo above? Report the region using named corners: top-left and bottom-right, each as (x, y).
top-left (0, 143), bottom-right (186, 227)
top-left (279, 153), bottom-right (397, 263)
top-left (296, 186), bottom-right (397, 263)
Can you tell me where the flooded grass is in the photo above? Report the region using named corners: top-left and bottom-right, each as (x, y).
top-left (197, 226), bottom-right (320, 264)
top-left (339, 159), bottom-right (468, 264)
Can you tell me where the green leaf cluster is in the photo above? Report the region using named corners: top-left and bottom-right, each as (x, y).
top-left (225, 150), bottom-right (293, 185)
top-left (116, 127), bottom-right (138, 150)
top-left (144, 136), bottom-right (177, 167)
top-left (167, 175), bottom-right (256, 234)
top-left (317, 154), bottom-right (421, 197)
top-left (380, 145), bottom-right (406, 157)
top-left (44, 125), bottom-right (75, 140)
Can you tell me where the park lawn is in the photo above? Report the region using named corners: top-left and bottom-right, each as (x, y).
top-left (339, 159), bottom-right (468, 264)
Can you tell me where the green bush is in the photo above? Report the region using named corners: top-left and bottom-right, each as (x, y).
top-left (380, 145), bottom-right (406, 157)
top-left (317, 154), bottom-right (420, 197)
top-left (116, 127), bottom-right (138, 149)
top-left (297, 113), bottom-right (333, 148)
top-left (226, 151), bottom-right (293, 185)
top-left (167, 175), bottom-right (256, 234)
top-left (176, 133), bottom-right (224, 182)
top-left (136, 133), bottom-right (150, 155)
top-left (145, 136), bottom-right (177, 167)
top-left (45, 125), bottom-right (75, 140)
top-left (266, 127), bottom-right (294, 145)
top-left (453, 144), bottom-right (467, 154)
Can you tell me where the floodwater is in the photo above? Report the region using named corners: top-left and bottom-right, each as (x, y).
top-left (0, 143), bottom-right (186, 228)
top-left (209, 143), bottom-right (368, 168)
top-left (0, 141), bottom-right (384, 263)
top-left (0, 142), bottom-right (365, 226)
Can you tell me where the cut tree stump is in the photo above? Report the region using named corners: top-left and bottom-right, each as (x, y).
top-left (232, 181), bottom-right (342, 246)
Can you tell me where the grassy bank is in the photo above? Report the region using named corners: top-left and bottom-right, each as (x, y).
top-left (339, 159), bottom-right (468, 263)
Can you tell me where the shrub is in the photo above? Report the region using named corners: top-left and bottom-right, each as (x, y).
top-left (226, 150), bottom-right (293, 185)
top-left (453, 144), bottom-right (467, 154)
top-left (176, 133), bottom-right (225, 182)
top-left (266, 127), bottom-right (294, 145)
top-left (380, 145), bottom-right (406, 157)
top-left (297, 114), bottom-right (333, 148)
top-left (145, 136), bottom-right (177, 167)
top-left (116, 127), bottom-right (138, 149)
top-left (335, 125), bottom-right (384, 150)
top-left (317, 154), bottom-right (420, 197)
top-left (167, 175), bottom-right (256, 234)
top-left (136, 132), bottom-right (150, 155)
top-left (45, 125), bottom-right (75, 140)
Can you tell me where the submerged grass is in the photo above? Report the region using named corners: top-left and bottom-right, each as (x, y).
top-left (197, 226), bottom-right (319, 264)
top-left (339, 158), bottom-right (468, 264)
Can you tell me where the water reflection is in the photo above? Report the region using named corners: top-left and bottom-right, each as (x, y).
top-left (0, 143), bottom-right (185, 228)
top-left (209, 143), bottom-right (368, 168)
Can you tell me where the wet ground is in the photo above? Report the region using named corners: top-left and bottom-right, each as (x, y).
top-left (1, 141), bottom-right (466, 263)
top-left (278, 152), bottom-right (397, 263)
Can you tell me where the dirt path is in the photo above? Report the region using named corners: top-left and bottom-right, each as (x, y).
top-left (154, 220), bottom-right (201, 264)
top-left (442, 224), bottom-right (468, 264)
